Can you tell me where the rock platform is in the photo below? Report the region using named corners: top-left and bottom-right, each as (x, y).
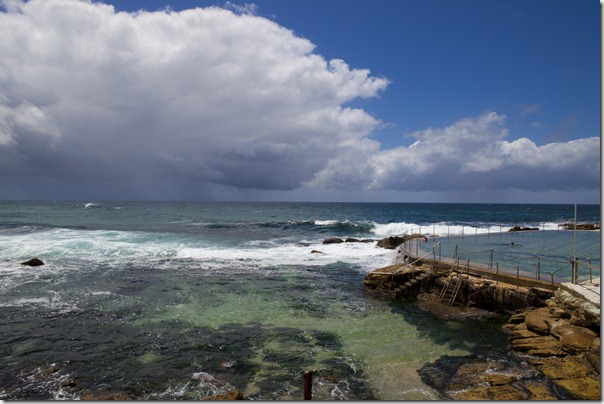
top-left (364, 258), bottom-right (601, 400)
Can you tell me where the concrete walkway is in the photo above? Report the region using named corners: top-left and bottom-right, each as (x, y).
top-left (560, 280), bottom-right (601, 308)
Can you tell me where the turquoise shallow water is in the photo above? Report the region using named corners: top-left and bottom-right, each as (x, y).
top-left (0, 201), bottom-right (599, 399)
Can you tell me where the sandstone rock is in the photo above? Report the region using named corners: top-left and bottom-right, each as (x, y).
top-left (522, 381), bottom-right (559, 400)
top-left (554, 376), bottom-right (600, 400)
top-left (509, 322), bottom-right (541, 340)
top-left (507, 312), bottom-right (526, 324)
top-left (478, 373), bottom-right (516, 386)
top-left (322, 237), bottom-right (343, 244)
top-left (524, 308), bottom-right (555, 335)
top-left (528, 357), bottom-right (591, 380)
top-left (203, 389), bottom-right (244, 400)
top-left (21, 257), bottom-right (44, 266)
top-left (510, 335), bottom-right (560, 352)
top-left (558, 331), bottom-right (599, 354)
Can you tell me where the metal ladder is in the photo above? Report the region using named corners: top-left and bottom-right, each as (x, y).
top-left (438, 258), bottom-right (468, 305)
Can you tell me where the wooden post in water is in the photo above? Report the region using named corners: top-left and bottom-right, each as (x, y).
top-left (303, 370), bottom-right (313, 400)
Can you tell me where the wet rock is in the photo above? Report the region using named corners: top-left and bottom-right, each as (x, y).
top-left (310, 250), bottom-right (324, 254)
top-left (59, 379), bottom-right (77, 388)
top-left (416, 292), bottom-right (500, 321)
top-left (203, 389), bottom-right (244, 400)
top-left (21, 257), bottom-right (44, 266)
top-left (451, 384), bottom-right (528, 400)
top-left (376, 233), bottom-right (427, 249)
top-left (80, 391), bottom-right (134, 400)
top-left (322, 238), bottom-right (343, 244)
top-left (345, 237), bottom-right (359, 242)
top-left (419, 356), bottom-right (562, 400)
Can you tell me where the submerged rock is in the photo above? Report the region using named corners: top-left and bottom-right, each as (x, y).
top-left (418, 355), bottom-right (566, 400)
top-left (80, 391), bottom-right (133, 400)
top-left (21, 258), bottom-right (44, 267)
top-left (203, 389), bottom-right (244, 400)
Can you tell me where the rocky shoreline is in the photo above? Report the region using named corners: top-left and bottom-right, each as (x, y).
top-left (363, 247), bottom-right (601, 400)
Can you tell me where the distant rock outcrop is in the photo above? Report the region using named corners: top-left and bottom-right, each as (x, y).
top-left (508, 226), bottom-right (539, 232)
top-left (376, 233), bottom-right (428, 249)
top-left (560, 223), bottom-right (601, 230)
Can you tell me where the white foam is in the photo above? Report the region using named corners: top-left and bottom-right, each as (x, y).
top-left (314, 220), bottom-right (340, 226)
top-left (177, 241), bottom-right (394, 272)
top-left (370, 221), bottom-right (561, 237)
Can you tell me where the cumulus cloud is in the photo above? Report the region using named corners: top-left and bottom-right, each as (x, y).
top-left (0, 0), bottom-right (388, 197)
top-left (307, 112), bottom-right (600, 193)
top-left (0, 0), bottom-right (599, 201)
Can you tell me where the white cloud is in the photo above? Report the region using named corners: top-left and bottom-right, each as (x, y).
top-left (307, 112), bottom-right (600, 194)
top-left (0, 0), bottom-right (599, 201)
top-left (0, 0), bottom-right (388, 196)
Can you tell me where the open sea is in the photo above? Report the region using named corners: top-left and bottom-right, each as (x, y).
top-left (0, 201), bottom-right (600, 400)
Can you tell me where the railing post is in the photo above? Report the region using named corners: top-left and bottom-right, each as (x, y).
top-left (496, 262), bottom-right (499, 285)
top-left (536, 256), bottom-right (541, 280)
top-left (489, 249), bottom-right (493, 271)
top-left (438, 243), bottom-right (441, 262)
top-left (588, 258), bottom-right (592, 283)
top-left (516, 266), bottom-right (520, 290)
top-left (551, 272), bottom-right (554, 287)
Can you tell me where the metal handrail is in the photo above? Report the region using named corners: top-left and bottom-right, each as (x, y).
top-left (548, 262), bottom-right (572, 286)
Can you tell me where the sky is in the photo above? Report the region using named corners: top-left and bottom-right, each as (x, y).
top-left (0, 0), bottom-right (600, 203)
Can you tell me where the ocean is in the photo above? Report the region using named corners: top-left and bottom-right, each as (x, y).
top-left (0, 201), bottom-right (600, 400)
